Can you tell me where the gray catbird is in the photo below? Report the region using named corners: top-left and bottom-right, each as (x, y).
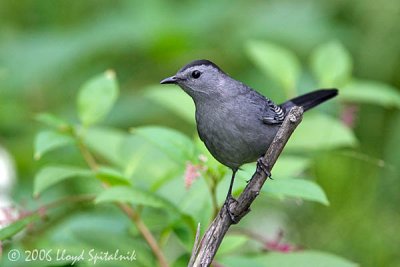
top-left (160, 59), bottom-right (337, 221)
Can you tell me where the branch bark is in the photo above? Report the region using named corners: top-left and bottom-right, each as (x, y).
top-left (189, 106), bottom-right (304, 267)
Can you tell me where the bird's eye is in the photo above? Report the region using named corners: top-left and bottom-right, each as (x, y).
top-left (191, 70), bottom-right (201, 79)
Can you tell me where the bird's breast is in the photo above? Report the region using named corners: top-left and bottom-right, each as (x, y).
top-left (195, 99), bottom-right (278, 169)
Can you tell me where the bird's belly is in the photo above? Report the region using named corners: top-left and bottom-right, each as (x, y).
top-left (196, 110), bottom-right (279, 169)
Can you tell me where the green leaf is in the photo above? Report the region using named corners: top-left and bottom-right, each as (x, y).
top-left (34, 166), bottom-right (92, 196)
top-left (38, 211), bottom-right (155, 267)
top-left (34, 130), bottom-right (75, 160)
top-left (273, 156), bottom-right (311, 178)
top-left (263, 178), bottom-right (329, 205)
top-left (0, 214), bottom-right (39, 241)
top-left (239, 156), bottom-right (311, 180)
top-left (218, 256), bottom-right (265, 267)
top-left (84, 127), bottom-right (128, 167)
top-left (171, 215), bottom-right (197, 250)
top-left (122, 143), bottom-right (150, 178)
top-left (158, 173), bottom-right (212, 226)
top-left (77, 70), bottom-right (119, 126)
top-left (287, 113), bottom-right (357, 151)
top-left (172, 254), bottom-right (192, 267)
top-left (246, 40), bottom-right (301, 97)
top-left (340, 80), bottom-right (400, 108)
top-left (131, 126), bottom-right (195, 164)
top-left (218, 235), bottom-right (249, 256)
top-left (143, 85), bottom-right (195, 124)
top-left (310, 41), bottom-right (352, 87)
top-left (95, 166), bottom-right (131, 185)
top-left (95, 185), bottom-right (175, 210)
top-left (255, 250), bottom-right (358, 267)
top-left (35, 113), bottom-right (71, 130)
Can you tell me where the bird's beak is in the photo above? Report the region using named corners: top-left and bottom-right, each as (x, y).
top-left (160, 76), bottom-right (178, 84)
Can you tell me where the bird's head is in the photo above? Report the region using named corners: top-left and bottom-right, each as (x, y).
top-left (160, 59), bottom-right (229, 101)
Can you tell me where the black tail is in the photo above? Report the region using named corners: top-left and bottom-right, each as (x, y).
top-left (280, 89), bottom-right (338, 112)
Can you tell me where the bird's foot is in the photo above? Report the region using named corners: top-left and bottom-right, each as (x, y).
top-left (223, 195), bottom-right (239, 224)
top-left (257, 157), bottom-right (272, 178)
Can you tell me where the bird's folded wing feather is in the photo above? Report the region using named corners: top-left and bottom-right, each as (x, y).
top-left (261, 99), bottom-right (285, 125)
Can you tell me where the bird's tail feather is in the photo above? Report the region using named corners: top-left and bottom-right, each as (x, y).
top-left (281, 89), bottom-right (338, 112)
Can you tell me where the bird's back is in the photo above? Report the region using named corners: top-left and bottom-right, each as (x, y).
top-left (195, 82), bottom-right (280, 169)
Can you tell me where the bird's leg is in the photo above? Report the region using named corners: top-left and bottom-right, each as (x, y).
top-left (257, 157), bottom-right (272, 178)
top-left (223, 169), bottom-right (239, 223)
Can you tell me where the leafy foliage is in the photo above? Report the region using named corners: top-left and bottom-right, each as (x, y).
top-left (340, 80), bottom-right (400, 108)
top-left (0, 214), bottom-right (38, 241)
top-left (247, 40), bottom-right (301, 97)
top-left (310, 41), bottom-right (353, 88)
top-left (10, 42), bottom-right (357, 266)
top-left (77, 70), bottom-right (119, 126)
top-left (263, 178), bottom-right (329, 205)
top-left (3, 26), bottom-right (399, 265)
top-left (34, 130), bottom-right (75, 160)
top-left (143, 86), bottom-right (196, 124)
top-left (95, 185), bottom-right (175, 210)
top-left (287, 113), bottom-right (357, 151)
top-left (132, 126), bottom-right (196, 165)
top-left (34, 165), bottom-right (93, 197)
top-left (219, 251), bottom-right (357, 267)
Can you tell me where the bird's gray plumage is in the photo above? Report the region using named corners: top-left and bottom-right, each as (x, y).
top-left (160, 59), bottom-right (338, 171)
top-left (194, 80), bottom-right (282, 170)
top-left (161, 59), bottom-right (338, 222)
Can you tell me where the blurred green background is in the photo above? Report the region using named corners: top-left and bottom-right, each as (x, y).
top-left (1, 0), bottom-right (399, 266)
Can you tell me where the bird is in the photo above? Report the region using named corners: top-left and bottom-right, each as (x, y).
top-left (160, 59), bottom-right (338, 222)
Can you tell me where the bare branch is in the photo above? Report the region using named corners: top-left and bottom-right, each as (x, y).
top-left (189, 223), bottom-right (202, 266)
top-left (189, 106), bottom-right (304, 267)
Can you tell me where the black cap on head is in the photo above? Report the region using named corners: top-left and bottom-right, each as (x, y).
top-left (179, 59), bottom-right (223, 73)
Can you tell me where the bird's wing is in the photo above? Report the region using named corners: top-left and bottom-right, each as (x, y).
top-left (261, 98), bottom-right (285, 125)
top-left (244, 88), bottom-right (285, 125)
